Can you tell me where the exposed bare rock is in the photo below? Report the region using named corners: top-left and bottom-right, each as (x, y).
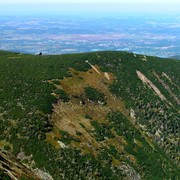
top-left (17, 150), bottom-right (32, 161)
top-left (130, 109), bottom-right (135, 119)
top-left (139, 124), bottom-right (147, 131)
top-left (153, 71), bottom-right (180, 104)
top-left (34, 168), bottom-right (53, 180)
top-left (146, 132), bottom-right (153, 138)
top-left (0, 148), bottom-right (52, 180)
top-left (130, 109), bottom-right (136, 123)
top-left (136, 70), bottom-right (172, 106)
top-left (104, 72), bottom-right (110, 80)
top-left (162, 72), bottom-right (173, 84)
top-left (119, 164), bottom-right (141, 180)
top-left (141, 55), bottom-right (147, 61)
top-left (155, 129), bottom-right (162, 138)
top-left (85, 60), bottom-right (101, 74)
top-left (57, 140), bottom-right (68, 148)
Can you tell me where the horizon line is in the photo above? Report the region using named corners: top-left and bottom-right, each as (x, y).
top-left (1, 2), bottom-right (180, 4)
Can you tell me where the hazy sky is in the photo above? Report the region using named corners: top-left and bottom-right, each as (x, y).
top-left (0, 0), bottom-right (180, 16)
top-left (0, 0), bottom-right (180, 3)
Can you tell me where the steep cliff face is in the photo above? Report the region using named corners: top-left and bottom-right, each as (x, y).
top-left (0, 51), bottom-right (179, 179)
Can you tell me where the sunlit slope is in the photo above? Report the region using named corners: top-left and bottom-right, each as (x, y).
top-left (0, 51), bottom-right (179, 179)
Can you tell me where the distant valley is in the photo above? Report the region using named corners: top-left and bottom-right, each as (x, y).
top-left (169, 55), bottom-right (180, 60)
top-left (0, 15), bottom-right (180, 57)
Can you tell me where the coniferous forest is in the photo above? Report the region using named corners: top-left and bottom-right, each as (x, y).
top-left (0, 50), bottom-right (179, 179)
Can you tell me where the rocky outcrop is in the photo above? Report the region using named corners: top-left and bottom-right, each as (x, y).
top-left (153, 71), bottom-right (180, 104)
top-left (136, 70), bottom-right (172, 106)
top-left (85, 60), bottom-right (101, 74)
top-left (0, 148), bottom-right (46, 180)
top-left (104, 72), bottom-right (110, 80)
top-left (119, 164), bottom-right (141, 180)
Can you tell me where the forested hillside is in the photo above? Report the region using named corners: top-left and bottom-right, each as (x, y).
top-left (0, 50), bottom-right (179, 179)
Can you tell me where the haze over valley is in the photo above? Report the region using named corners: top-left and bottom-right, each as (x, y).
top-left (0, 3), bottom-right (180, 57)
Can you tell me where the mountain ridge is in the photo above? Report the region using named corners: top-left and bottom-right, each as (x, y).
top-left (0, 51), bottom-right (179, 179)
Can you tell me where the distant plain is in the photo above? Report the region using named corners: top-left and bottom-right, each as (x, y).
top-left (0, 14), bottom-right (180, 57)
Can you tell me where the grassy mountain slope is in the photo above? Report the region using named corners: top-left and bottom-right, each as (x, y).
top-left (0, 51), bottom-right (179, 179)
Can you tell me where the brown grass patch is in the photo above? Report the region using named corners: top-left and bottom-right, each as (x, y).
top-left (8, 57), bottom-right (21, 59)
top-left (46, 65), bottom-right (157, 169)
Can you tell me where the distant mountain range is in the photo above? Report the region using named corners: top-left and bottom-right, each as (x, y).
top-left (169, 55), bottom-right (180, 60)
top-left (0, 51), bottom-right (179, 179)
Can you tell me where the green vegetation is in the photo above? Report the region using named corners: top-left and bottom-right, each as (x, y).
top-left (3, 145), bottom-right (11, 151)
top-left (91, 121), bottom-right (114, 141)
top-left (0, 170), bottom-right (11, 180)
top-left (0, 51), bottom-right (179, 179)
top-left (85, 114), bottom-right (92, 119)
top-left (78, 76), bottom-right (83, 80)
top-left (76, 131), bottom-right (82, 136)
top-left (84, 86), bottom-right (106, 104)
top-left (54, 89), bottom-right (69, 102)
top-left (53, 80), bottom-right (61, 85)
top-left (59, 130), bottom-right (81, 144)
